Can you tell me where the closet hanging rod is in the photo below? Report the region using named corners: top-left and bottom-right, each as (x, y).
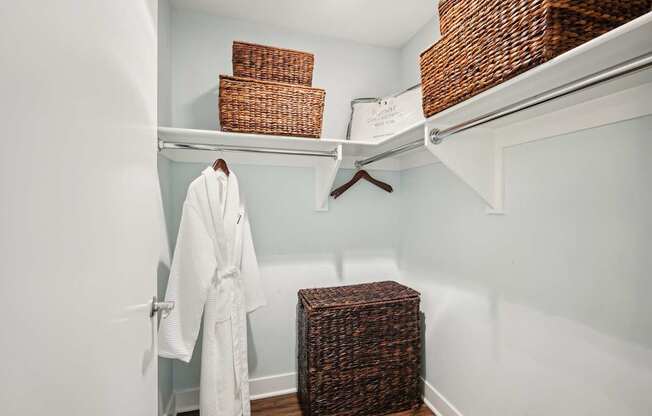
top-left (355, 51), bottom-right (652, 169)
top-left (158, 139), bottom-right (340, 159)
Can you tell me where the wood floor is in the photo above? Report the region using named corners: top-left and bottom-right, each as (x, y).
top-left (179, 393), bottom-right (434, 415)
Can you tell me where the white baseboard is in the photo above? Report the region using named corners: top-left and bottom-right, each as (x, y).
top-left (168, 373), bottom-right (463, 416)
top-left (163, 393), bottom-right (176, 416)
top-left (174, 387), bottom-right (200, 414)
top-left (170, 372), bottom-right (298, 414)
top-left (250, 372), bottom-right (297, 400)
top-left (422, 378), bottom-right (464, 416)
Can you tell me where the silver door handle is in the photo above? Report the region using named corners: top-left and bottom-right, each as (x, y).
top-left (150, 296), bottom-right (175, 318)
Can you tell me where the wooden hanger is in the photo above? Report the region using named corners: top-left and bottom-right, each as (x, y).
top-left (330, 170), bottom-right (393, 199)
top-left (212, 158), bottom-right (230, 176)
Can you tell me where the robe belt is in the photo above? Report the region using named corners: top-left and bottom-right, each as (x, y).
top-left (211, 266), bottom-right (241, 286)
top-left (217, 266), bottom-right (240, 280)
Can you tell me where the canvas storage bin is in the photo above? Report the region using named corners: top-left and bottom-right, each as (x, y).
top-left (232, 41), bottom-right (315, 86)
top-left (346, 84), bottom-right (424, 143)
top-left (219, 75), bottom-right (325, 138)
top-left (421, 0), bottom-right (652, 118)
top-left (297, 281), bottom-right (422, 416)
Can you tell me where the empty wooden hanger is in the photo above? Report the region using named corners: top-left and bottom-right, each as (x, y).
top-left (212, 158), bottom-right (230, 176)
top-left (330, 170), bottom-right (393, 199)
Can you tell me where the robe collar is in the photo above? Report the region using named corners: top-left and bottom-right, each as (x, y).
top-left (201, 167), bottom-right (242, 268)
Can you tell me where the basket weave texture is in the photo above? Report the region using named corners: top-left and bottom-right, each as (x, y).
top-left (297, 281), bottom-right (422, 416)
top-left (219, 75), bottom-right (325, 138)
top-left (422, 0), bottom-right (652, 118)
top-left (232, 41), bottom-right (315, 86)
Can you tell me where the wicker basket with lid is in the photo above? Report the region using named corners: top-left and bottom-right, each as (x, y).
top-left (297, 281), bottom-right (422, 416)
top-left (437, 0), bottom-right (651, 35)
top-left (232, 41), bottom-right (315, 86)
top-left (421, 0), bottom-right (652, 118)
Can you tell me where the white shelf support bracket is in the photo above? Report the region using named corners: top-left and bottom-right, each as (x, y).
top-left (424, 124), bottom-right (505, 214)
top-left (314, 145), bottom-right (343, 211)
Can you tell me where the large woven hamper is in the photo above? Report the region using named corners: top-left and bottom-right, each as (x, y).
top-left (219, 75), bottom-right (325, 138)
top-left (232, 41), bottom-right (315, 86)
top-left (421, 0), bottom-right (652, 118)
top-left (297, 281), bottom-right (422, 416)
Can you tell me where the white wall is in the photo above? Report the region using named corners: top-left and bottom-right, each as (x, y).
top-left (399, 18), bottom-right (440, 90)
top-left (169, 9), bottom-right (402, 138)
top-left (398, 116), bottom-right (652, 415)
top-left (166, 164), bottom-right (402, 390)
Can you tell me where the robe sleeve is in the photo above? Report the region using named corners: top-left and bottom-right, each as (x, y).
top-left (241, 216), bottom-right (267, 313)
top-left (158, 201), bottom-right (217, 363)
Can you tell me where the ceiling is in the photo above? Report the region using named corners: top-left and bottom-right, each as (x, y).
top-left (169, 0), bottom-right (436, 48)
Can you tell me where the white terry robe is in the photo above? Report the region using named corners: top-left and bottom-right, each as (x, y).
top-left (159, 167), bottom-right (266, 416)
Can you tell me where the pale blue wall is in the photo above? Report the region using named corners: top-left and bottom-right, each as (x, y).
top-left (398, 116), bottom-right (652, 415)
top-left (399, 17), bottom-right (440, 90)
top-left (165, 163), bottom-right (402, 390)
top-left (164, 8), bottom-right (406, 391)
top-left (170, 8), bottom-right (401, 139)
top-left (159, 11), bottom-right (652, 414)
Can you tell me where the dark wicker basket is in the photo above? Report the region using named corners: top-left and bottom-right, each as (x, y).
top-left (298, 281), bottom-right (422, 416)
top-left (219, 75), bottom-right (325, 138)
top-left (422, 0), bottom-right (652, 118)
top-left (232, 41), bottom-right (315, 86)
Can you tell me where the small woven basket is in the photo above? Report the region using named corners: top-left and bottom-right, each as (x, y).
top-left (422, 0), bottom-right (652, 118)
top-left (298, 281), bottom-right (422, 416)
top-left (219, 75), bottom-right (325, 138)
top-left (232, 41), bottom-right (315, 86)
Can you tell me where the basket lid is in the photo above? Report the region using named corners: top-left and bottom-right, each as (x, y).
top-left (298, 281), bottom-right (419, 310)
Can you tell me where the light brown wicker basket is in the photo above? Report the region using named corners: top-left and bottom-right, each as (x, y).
top-left (422, 0), bottom-right (652, 118)
top-left (232, 41), bottom-right (315, 86)
top-left (438, 0), bottom-right (651, 35)
top-left (438, 0), bottom-right (484, 35)
top-left (219, 75), bottom-right (325, 138)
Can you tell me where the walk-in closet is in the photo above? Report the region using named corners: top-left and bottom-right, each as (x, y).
top-left (2, 1), bottom-right (652, 415)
